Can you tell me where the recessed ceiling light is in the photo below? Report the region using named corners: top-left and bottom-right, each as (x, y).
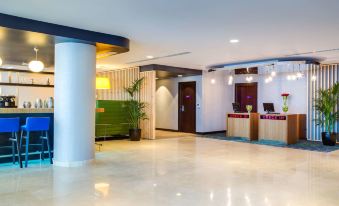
top-left (178, 74), bottom-right (183, 77)
top-left (146, 55), bottom-right (154, 59)
top-left (229, 39), bottom-right (239, 44)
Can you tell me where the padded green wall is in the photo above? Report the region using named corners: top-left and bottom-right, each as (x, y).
top-left (96, 100), bottom-right (129, 136)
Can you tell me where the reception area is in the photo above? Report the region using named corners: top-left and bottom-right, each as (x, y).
top-left (1, 1), bottom-right (339, 206)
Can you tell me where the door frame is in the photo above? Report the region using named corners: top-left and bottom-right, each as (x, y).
top-left (234, 82), bottom-right (258, 112)
top-left (178, 81), bottom-right (196, 133)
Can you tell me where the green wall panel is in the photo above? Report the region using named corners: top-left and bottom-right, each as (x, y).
top-left (96, 100), bottom-right (129, 136)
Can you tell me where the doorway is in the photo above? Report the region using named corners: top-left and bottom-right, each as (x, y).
top-left (178, 81), bottom-right (196, 133)
top-left (235, 83), bottom-right (258, 112)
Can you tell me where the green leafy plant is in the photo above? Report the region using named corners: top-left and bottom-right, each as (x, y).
top-left (314, 82), bottom-right (339, 133)
top-left (124, 78), bottom-right (147, 129)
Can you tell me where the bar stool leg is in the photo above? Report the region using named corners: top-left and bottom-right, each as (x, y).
top-left (20, 130), bottom-right (23, 149)
top-left (15, 132), bottom-right (22, 168)
top-left (25, 132), bottom-right (30, 168)
top-left (41, 131), bottom-right (45, 160)
top-left (45, 131), bottom-right (53, 164)
top-left (12, 133), bottom-right (15, 164)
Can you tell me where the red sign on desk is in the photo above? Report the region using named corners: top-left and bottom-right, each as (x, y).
top-left (228, 114), bottom-right (249, 119)
top-left (260, 115), bottom-right (287, 120)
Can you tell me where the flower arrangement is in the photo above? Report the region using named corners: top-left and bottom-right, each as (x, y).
top-left (281, 93), bottom-right (289, 113)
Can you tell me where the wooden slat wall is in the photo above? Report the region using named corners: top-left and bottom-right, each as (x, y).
top-left (307, 64), bottom-right (339, 141)
top-left (140, 71), bottom-right (156, 139)
top-left (96, 67), bottom-right (156, 139)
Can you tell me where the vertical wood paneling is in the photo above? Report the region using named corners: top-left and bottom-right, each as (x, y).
top-left (139, 71), bottom-right (156, 139)
top-left (307, 64), bottom-right (339, 141)
top-left (96, 67), bottom-right (155, 140)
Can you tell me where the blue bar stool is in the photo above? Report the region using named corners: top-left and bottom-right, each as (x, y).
top-left (20, 117), bottom-right (52, 167)
top-left (0, 118), bottom-right (22, 168)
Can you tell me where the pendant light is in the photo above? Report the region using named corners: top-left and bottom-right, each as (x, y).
top-left (28, 47), bottom-right (44, 72)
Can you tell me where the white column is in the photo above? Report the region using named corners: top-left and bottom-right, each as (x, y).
top-left (54, 40), bottom-right (96, 167)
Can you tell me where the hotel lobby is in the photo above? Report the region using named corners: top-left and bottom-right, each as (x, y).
top-left (0, 1), bottom-right (339, 205)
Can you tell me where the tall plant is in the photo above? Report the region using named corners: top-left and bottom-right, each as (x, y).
top-left (124, 78), bottom-right (147, 129)
top-left (314, 82), bottom-right (339, 133)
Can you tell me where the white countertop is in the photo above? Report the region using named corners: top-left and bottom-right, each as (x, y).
top-left (0, 108), bottom-right (54, 114)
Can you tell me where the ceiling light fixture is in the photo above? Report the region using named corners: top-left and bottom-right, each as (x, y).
top-left (245, 76), bottom-right (253, 82)
top-left (230, 39), bottom-right (239, 44)
top-left (0, 57), bottom-right (2, 66)
top-left (311, 75), bottom-right (317, 81)
top-left (28, 47), bottom-right (44, 72)
top-left (228, 75), bottom-right (233, 85)
top-left (146, 55), bottom-right (154, 59)
top-left (296, 72), bottom-right (303, 78)
top-left (271, 71), bottom-right (276, 77)
top-left (211, 79), bottom-right (216, 84)
top-left (265, 76), bottom-right (273, 84)
top-left (177, 74), bottom-right (183, 77)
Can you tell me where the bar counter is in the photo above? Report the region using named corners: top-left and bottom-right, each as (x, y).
top-left (0, 108), bottom-right (54, 164)
top-left (0, 108), bottom-right (54, 113)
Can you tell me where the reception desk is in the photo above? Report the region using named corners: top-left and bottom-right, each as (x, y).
top-left (259, 114), bottom-right (306, 144)
top-left (227, 113), bottom-right (259, 140)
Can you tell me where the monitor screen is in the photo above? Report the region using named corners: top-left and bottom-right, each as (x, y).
top-left (263, 103), bottom-right (275, 113)
top-left (232, 103), bottom-right (241, 113)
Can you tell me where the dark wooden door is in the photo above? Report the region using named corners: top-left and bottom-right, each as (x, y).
top-left (235, 83), bottom-right (258, 112)
top-left (178, 82), bottom-right (196, 133)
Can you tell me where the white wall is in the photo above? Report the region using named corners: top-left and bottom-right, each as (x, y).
top-left (0, 72), bottom-right (54, 107)
top-left (258, 72), bottom-right (307, 114)
top-left (156, 75), bottom-right (202, 132)
top-left (201, 70), bottom-right (233, 132)
top-left (199, 68), bottom-right (308, 132)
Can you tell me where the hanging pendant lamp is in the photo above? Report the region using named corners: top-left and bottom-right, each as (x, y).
top-left (28, 47), bottom-right (44, 72)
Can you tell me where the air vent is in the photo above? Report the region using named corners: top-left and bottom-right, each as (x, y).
top-left (126, 52), bottom-right (191, 64)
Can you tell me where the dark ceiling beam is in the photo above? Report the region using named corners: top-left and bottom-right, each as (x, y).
top-left (140, 64), bottom-right (202, 75)
top-left (0, 13), bottom-right (129, 53)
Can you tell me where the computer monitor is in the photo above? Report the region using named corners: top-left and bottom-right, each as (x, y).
top-left (232, 103), bottom-right (241, 113)
top-left (263, 103), bottom-right (275, 113)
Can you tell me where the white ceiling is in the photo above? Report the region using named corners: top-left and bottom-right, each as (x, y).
top-left (1, 0), bottom-right (339, 70)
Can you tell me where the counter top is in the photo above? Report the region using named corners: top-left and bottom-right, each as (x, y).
top-left (0, 108), bottom-right (54, 114)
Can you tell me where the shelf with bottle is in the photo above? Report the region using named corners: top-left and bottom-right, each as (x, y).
top-left (0, 67), bottom-right (54, 87)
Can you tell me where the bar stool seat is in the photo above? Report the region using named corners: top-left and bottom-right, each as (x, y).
top-left (0, 118), bottom-right (22, 168)
top-left (20, 117), bottom-right (52, 168)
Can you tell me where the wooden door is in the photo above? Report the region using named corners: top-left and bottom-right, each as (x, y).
top-left (235, 83), bottom-right (258, 112)
top-left (178, 82), bottom-right (196, 133)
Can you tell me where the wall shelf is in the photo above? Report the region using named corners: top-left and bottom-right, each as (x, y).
top-left (0, 82), bottom-right (54, 88)
top-left (0, 68), bottom-right (54, 75)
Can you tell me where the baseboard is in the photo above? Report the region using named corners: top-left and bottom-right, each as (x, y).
top-left (196, 130), bottom-right (226, 135)
top-left (54, 158), bottom-right (94, 167)
top-left (156, 128), bottom-right (179, 132)
top-left (95, 135), bottom-right (129, 141)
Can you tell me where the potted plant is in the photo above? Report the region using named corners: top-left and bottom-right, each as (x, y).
top-left (124, 77), bottom-right (147, 141)
top-left (314, 82), bottom-right (339, 146)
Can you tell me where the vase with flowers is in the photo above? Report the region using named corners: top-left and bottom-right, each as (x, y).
top-left (281, 93), bottom-right (289, 113)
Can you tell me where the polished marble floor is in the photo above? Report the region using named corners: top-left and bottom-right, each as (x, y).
top-left (1, 134), bottom-right (339, 206)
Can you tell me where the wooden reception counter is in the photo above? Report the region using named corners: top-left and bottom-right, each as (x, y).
top-left (227, 113), bottom-right (259, 140)
top-left (259, 114), bottom-right (306, 144)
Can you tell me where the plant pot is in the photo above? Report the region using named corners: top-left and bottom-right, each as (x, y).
top-left (321, 132), bottom-right (337, 146)
top-left (129, 128), bottom-right (141, 141)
